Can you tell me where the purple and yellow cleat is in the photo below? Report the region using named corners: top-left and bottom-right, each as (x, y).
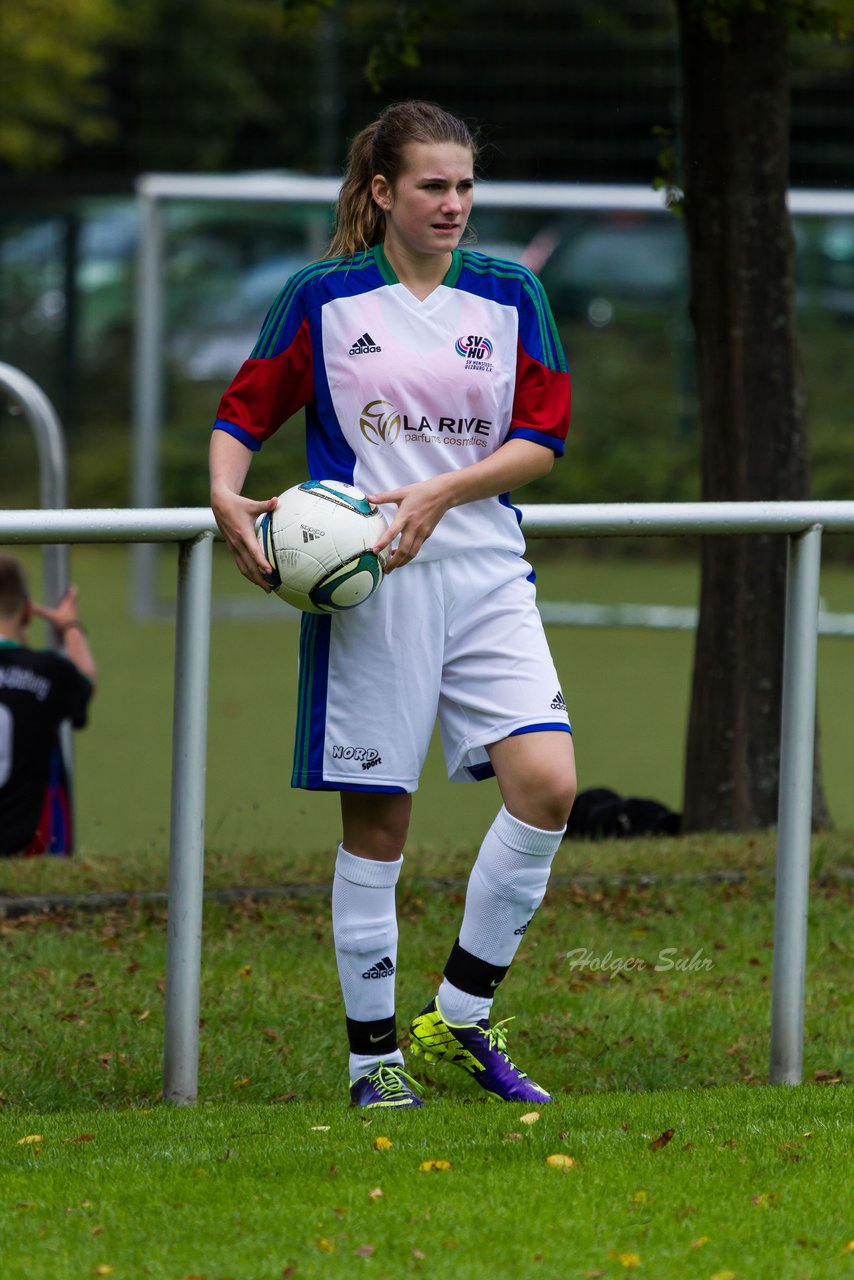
top-left (409, 998), bottom-right (552, 1103)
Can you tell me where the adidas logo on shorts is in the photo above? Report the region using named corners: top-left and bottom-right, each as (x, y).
top-left (349, 331), bottom-right (382, 355)
top-left (550, 690), bottom-right (567, 711)
top-left (362, 956), bottom-right (395, 980)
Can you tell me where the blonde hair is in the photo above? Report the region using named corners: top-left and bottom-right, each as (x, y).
top-left (327, 100), bottom-right (476, 259)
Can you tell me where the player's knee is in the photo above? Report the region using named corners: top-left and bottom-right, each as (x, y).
top-left (522, 768), bottom-right (576, 831)
top-left (340, 794), bottom-right (411, 858)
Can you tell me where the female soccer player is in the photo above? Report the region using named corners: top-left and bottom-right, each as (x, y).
top-left (210, 100), bottom-right (575, 1108)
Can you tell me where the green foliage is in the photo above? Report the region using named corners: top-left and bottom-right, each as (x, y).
top-left (363, 1), bottom-right (452, 92)
top-left (0, 0), bottom-right (133, 168)
top-left (687, 0), bottom-right (854, 41)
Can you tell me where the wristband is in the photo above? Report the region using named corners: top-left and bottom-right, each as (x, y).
top-left (60, 621), bottom-right (87, 637)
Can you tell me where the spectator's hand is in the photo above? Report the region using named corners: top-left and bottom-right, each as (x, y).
top-left (31, 586), bottom-right (81, 633)
top-left (211, 487), bottom-right (279, 591)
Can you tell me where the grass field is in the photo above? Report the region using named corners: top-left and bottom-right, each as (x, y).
top-left (1, 542), bottom-right (852, 865)
top-left (1, 1088), bottom-right (851, 1280)
top-left (0, 860), bottom-right (851, 1277)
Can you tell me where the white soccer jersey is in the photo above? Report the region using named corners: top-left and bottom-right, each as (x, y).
top-left (213, 244), bottom-right (571, 559)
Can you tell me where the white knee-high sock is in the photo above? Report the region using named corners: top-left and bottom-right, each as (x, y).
top-left (332, 845), bottom-right (404, 1080)
top-left (438, 805), bottom-right (563, 1024)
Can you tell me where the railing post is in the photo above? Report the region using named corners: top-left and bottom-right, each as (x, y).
top-left (163, 531), bottom-right (214, 1104)
top-left (769, 524), bottom-right (823, 1085)
top-left (131, 190), bottom-right (165, 619)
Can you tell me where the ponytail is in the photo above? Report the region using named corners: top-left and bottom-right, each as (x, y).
top-left (327, 124), bottom-right (385, 259)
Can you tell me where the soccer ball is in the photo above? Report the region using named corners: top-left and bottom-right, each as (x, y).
top-left (256, 479), bottom-right (390, 613)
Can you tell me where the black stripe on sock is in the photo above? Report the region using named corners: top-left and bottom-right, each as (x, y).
top-left (443, 938), bottom-right (509, 999)
top-left (346, 1014), bottom-right (398, 1056)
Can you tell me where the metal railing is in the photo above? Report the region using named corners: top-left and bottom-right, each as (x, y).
top-left (3, 500), bottom-right (854, 1100)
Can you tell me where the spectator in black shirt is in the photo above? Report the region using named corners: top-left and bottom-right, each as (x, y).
top-left (0, 555), bottom-right (96, 856)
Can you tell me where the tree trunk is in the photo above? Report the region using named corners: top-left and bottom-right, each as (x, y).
top-left (675, 0), bottom-right (829, 831)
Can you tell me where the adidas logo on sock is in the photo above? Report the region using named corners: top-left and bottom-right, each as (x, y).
top-left (550, 690), bottom-right (567, 710)
top-left (362, 956), bottom-right (395, 979)
top-left (349, 331), bottom-right (382, 355)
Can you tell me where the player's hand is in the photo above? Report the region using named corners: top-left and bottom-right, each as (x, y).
top-left (211, 487), bottom-right (279, 591)
top-left (367, 477), bottom-right (452, 572)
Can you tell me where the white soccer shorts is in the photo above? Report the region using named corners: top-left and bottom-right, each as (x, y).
top-left (290, 549), bottom-right (571, 793)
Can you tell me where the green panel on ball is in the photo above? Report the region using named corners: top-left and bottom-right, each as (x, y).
top-left (310, 554), bottom-right (382, 611)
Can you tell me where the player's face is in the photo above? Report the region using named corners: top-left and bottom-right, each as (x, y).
top-left (374, 141), bottom-right (474, 262)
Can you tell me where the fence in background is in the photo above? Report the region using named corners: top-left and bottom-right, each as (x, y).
top-left (3, 500), bottom-right (854, 1102)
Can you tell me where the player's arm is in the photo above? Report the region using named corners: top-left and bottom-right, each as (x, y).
top-left (209, 429), bottom-right (278, 591)
top-left (369, 437), bottom-right (554, 571)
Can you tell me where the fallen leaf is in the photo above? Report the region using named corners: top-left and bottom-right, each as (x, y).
top-left (373, 1136), bottom-right (393, 1151)
top-left (813, 1068), bottom-right (842, 1084)
top-left (233, 1076), bottom-right (251, 1088)
top-left (412, 1249), bottom-right (426, 1260)
top-left (281, 1262), bottom-right (298, 1277)
top-left (649, 1128), bottom-right (675, 1150)
top-left (631, 1190), bottom-right (648, 1204)
top-left (14, 1202), bottom-right (36, 1210)
top-left (369, 1187), bottom-right (383, 1201)
top-left (63, 1134), bottom-right (96, 1144)
top-left (91, 1225), bottom-right (105, 1236)
top-left (16, 1135), bottom-right (43, 1145)
top-left (545, 1154), bottom-right (575, 1168)
top-left (751, 1192), bottom-right (777, 1208)
top-left (690, 1236), bottom-right (709, 1249)
top-left (333, 1206), bottom-right (347, 1218)
top-left (842, 1241), bottom-right (854, 1255)
top-left (419, 1159), bottom-right (452, 1172)
top-left (354, 1245), bottom-right (375, 1257)
top-left (503, 1132), bottom-right (524, 1142)
top-left (93, 1269), bottom-right (114, 1277)
top-left (238, 965), bottom-right (252, 978)
top-left (310, 1125), bottom-right (331, 1132)
top-left (613, 1252), bottom-right (640, 1268)
top-left (520, 1111), bottom-right (540, 1125)
top-left (136, 1009), bottom-right (150, 1022)
top-left (315, 1238), bottom-right (334, 1253)
top-left (710, 1272), bottom-right (737, 1280)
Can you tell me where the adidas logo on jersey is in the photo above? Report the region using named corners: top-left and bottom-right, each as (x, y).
top-left (349, 332), bottom-right (382, 355)
top-left (550, 691), bottom-right (567, 711)
top-left (362, 956), bottom-right (395, 980)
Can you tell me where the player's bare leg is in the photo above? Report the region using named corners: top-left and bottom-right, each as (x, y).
top-left (409, 730), bottom-right (575, 1101)
top-left (335, 790), bottom-right (422, 1106)
top-left (340, 791), bottom-right (412, 860)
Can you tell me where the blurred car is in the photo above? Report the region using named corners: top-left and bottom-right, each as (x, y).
top-left (0, 195), bottom-right (322, 378)
top-left (538, 215), bottom-right (688, 326)
top-left (169, 252), bottom-right (311, 381)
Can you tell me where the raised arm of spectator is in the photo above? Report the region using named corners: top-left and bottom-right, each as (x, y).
top-left (31, 587), bottom-right (97, 685)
